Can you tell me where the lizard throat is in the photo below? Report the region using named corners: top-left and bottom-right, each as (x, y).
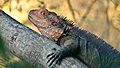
top-left (39, 27), bottom-right (64, 42)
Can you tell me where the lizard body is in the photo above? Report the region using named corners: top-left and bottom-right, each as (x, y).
top-left (28, 8), bottom-right (120, 68)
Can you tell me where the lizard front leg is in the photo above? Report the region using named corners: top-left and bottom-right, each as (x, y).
top-left (46, 36), bottom-right (85, 68)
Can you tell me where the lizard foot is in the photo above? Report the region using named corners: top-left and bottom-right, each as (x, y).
top-left (47, 48), bottom-right (66, 68)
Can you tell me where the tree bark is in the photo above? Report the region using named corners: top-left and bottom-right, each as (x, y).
top-left (0, 10), bottom-right (88, 68)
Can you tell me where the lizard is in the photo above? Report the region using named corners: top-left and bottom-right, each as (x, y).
top-left (0, 9), bottom-right (86, 68)
top-left (28, 8), bottom-right (120, 68)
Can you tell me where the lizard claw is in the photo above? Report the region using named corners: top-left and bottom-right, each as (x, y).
top-left (47, 53), bottom-right (54, 58)
top-left (47, 48), bottom-right (56, 58)
top-left (47, 48), bottom-right (65, 68)
top-left (52, 48), bottom-right (57, 51)
top-left (48, 55), bottom-right (61, 67)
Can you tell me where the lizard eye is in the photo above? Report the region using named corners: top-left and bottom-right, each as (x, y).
top-left (40, 11), bottom-right (46, 15)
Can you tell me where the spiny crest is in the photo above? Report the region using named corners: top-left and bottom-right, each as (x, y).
top-left (59, 15), bottom-right (75, 26)
top-left (59, 15), bottom-right (88, 32)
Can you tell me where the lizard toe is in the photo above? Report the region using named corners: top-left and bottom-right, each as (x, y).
top-left (47, 52), bottom-right (54, 58)
top-left (52, 48), bottom-right (57, 51)
top-left (47, 51), bottom-right (60, 64)
top-left (48, 55), bottom-right (61, 67)
top-left (47, 49), bottom-right (64, 67)
top-left (47, 53), bottom-right (56, 64)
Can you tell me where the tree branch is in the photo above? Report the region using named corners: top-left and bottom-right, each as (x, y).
top-left (0, 10), bottom-right (88, 68)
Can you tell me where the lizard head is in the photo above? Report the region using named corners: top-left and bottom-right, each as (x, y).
top-left (28, 8), bottom-right (69, 41)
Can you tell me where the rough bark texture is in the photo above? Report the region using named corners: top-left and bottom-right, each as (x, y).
top-left (0, 10), bottom-right (88, 68)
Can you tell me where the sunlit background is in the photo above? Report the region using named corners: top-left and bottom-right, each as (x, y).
top-left (0, 0), bottom-right (120, 68)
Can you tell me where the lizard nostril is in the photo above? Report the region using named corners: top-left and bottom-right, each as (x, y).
top-left (29, 10), bottom-right (35, 14)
